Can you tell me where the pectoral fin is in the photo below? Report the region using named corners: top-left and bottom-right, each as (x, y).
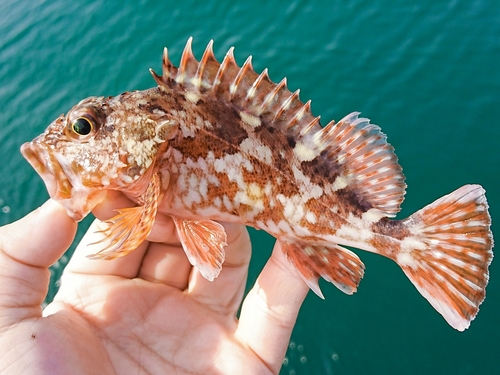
top-left (88, 173), bottom-right (161, 260)
top-left (172, 217), bottom-right (228, 281)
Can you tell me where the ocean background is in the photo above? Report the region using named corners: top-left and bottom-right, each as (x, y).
top-left (1, 0), bottom-right (499, 374)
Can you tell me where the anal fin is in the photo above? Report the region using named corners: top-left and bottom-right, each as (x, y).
top-left (281, 240), bottom-right (365, 298)
top-left (172, 217), bottom-right (228, 281)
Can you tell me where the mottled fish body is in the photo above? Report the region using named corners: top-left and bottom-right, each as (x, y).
top-left (22, 38), bottom-right (493, 331)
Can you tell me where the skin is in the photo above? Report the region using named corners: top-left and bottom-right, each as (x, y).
top-left (0, 192), bottom-right (309, 374)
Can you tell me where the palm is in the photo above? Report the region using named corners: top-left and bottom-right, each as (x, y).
top-left (47, 276), bottom-right (261, 374)
top-left (0, 196), bottom-right (309, 375)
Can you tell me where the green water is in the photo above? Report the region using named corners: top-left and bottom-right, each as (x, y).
top-left (1, 0), bottom-right (499, 373)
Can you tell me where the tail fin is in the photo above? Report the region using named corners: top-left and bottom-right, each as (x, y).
top-left (396, 185), bottom-right (493, 331)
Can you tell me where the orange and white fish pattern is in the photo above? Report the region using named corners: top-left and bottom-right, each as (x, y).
top-left (21, 38), bottom-right (493, 331)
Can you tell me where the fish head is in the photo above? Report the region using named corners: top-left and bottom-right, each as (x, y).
top-left (21, 93), bottom-right (175, 221)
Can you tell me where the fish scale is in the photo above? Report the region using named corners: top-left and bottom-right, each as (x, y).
top-left (21, 38), bottom-right (493, 332)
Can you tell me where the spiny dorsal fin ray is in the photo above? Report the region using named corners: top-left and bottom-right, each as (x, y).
top-left (230, 55), bottom-right (254, 99)
top-left (299, 115), bottom-right (321, 137)
top-left (162, 47), bottom-right (177, 82)
top-left (177, 37), bottom-right (198, 85)
top-left (285, 99), bottom-right (312, 130)
top-left (245, 68), bottom-right (272, 104)
top-left (260, 82), bottom-right (294, 120)
top-left (151, 39), bottom-right (406, 215)
top-left (213, 47), bottom-right (239, 101)
top-left (150, 47), bottom-right (177, 89)
top-left (195, 40), bottom-right (218, 90)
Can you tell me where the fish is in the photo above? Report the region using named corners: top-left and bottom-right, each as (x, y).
top-left (21, 38), bottom-right (493, 331)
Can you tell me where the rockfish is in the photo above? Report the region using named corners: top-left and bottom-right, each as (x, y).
top-left (21, 38), bottom-right (493, 331)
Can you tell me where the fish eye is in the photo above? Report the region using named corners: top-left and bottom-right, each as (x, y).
top-left (66, 102), bottom-right (103, 140)
top-left (71, 117), bottom-right (94, 136)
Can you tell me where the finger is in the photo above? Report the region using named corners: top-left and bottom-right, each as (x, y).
top-left (187, 223), bottom-right (251, 316)
top-left (138, 214), bottom-right (191, 289)
top-left (235, 241), bottom-right (309, 374)
top-left (92, 190), bottom-right (136, 221)
top-left (138, 242), bottom-right (192, 289)
top-left (0, 200), bottom-right (76, 323)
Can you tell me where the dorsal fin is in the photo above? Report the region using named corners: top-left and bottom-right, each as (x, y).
top-left (150, 39), bottom-right (406, 215)
top-left (149, 39), bottom-right (319, 130)
top-left (310, 112), bottom-right (406, 216)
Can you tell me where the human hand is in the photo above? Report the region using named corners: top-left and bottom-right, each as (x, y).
top-left (0, 194), bottom-right (309, 374)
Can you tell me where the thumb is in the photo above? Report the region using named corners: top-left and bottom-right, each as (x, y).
top-left (0, 199), bottom-right (77, 325)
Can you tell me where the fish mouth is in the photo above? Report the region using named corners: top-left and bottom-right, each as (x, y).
top-left (21, 139), bottom-right (104, 221)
